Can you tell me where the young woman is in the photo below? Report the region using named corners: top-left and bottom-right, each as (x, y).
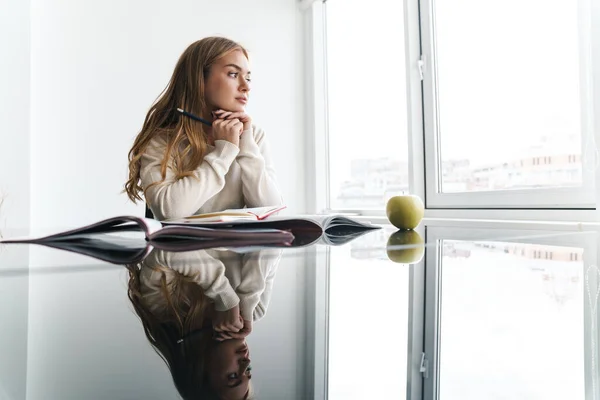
top-left (124, 37), bottom-right (283, 220)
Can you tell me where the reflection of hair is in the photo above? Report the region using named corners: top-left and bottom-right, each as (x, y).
top-left (126, 262), bottom-right (220, 399)
top-left (124, 36), bottom-right (249, 204)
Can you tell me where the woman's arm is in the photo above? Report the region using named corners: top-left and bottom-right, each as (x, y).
top-left (250, 250), bottom-right (281, 322)
top-left (224, 249), bottom-right (282, 322)
top-left (140, 136), bottom-right (240, 220)
top-left (141, 249), bottom-right (240, 312)
top-left (237, 126), bottom-right (284, 208)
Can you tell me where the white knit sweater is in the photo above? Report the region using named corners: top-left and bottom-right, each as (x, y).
top-left (140, 248), bottom-right (282, 322)
top-left (140, 124), bottom-right (284, 220)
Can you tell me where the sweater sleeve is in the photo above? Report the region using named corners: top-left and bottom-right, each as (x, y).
top-left (140, 136), bottom-right (240, 220)
top-left (251, 250), bottom-right (281, 322)
top-left (236, 125), bottom-right (284, 208)
top-left (234, 249), bottom-right (283, 322)
top-left (140, 249), bottom-right (240, 312)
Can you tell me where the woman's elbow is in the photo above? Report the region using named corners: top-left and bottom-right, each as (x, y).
top-left (147, 188), bottom-right (200, 220)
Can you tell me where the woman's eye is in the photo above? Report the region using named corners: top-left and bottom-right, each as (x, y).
top-left (228, 373), bottom-right (238, 379)
top-left (229, 72), bottom-right (238, 78)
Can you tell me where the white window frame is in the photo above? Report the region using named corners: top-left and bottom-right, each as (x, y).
top-left (302, 0), bottom-right (330, 215)
top-left (303, 0), bottom-right (424, 216)
top-left (424, 226), bottom-right (600, 399)
top-left (303, 0), bottom-right (600, 222)
top-left (420, 0), bottom-right (597, 210)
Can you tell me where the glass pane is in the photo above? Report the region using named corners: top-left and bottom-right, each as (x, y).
top-left (439, 240), bottom-right (585, 399)
top-left (435, 0), bottom-right (584, 193)
top-left (326, 0), bottom-right (409, 209)
top-left (328, 244), bottom-right (409, 399)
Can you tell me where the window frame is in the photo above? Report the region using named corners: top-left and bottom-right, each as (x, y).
top-left (304, 0), bottom-right (600, 222)
top-left (420, 0), bottom-right (597, 210)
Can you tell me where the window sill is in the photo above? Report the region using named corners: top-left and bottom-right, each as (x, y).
top-left (349, 211), bottom-right (600, 231)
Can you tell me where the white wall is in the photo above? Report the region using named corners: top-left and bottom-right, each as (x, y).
top-left (0, 0), bottom-right (30, 232)
top-left (0, 3), bottom-right (31, 394)
top-left (29, 0), bottom-right (307, 231)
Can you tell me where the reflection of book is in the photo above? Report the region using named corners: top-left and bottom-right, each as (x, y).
top-left (165, 205), bottom-right (287, 223)
top-left (26, 235), bottom-right (153, 265)
top-left (163, 214), bottom-right (381, 247)
top-left (17, 235), bottom-right (289, 265)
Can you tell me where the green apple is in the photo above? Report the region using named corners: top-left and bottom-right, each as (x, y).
top-left (386, 230), bottom-right (425, 264)
top-left (386, 195), bottom-right (424, 230)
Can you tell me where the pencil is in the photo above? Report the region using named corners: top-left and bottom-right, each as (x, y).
top-left (176, 108), bottom-right (213, 126)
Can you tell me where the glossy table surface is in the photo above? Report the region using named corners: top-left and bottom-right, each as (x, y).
top-left (0, 218), bottom-right (598, 400)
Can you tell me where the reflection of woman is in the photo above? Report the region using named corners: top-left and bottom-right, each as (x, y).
top-left (126, 247), bottom-right (281, 399)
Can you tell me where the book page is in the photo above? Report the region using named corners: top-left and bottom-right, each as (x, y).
top-left (142, 218), bottom-right (164, 236)
top-left (232, 205), bottom-right (287, 218)
top-left (163, 205), bottom-right (287, 224)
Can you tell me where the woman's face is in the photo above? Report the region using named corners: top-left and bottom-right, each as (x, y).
top-left (207, 338), bottom-right (252, 399)
top-left (204, 49), bottom-right (251, 113)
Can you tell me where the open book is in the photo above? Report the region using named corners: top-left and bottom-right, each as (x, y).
top-left (165, 205), bottom-right (287, 223)
top-left (162, 214), bottom-right (381, 246)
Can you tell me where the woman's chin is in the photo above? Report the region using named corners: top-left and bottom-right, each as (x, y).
top-left (213, 100), bottom-right (246, 112)
top-left (214, 105), bottom-right (244, 113)
top-left (228, 102), bottom-right (246, 112)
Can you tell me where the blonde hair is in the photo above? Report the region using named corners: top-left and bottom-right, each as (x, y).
top-left (124, 37), bottom-right (249, 204)
top-left (126, 262), bottom-right (215, 398)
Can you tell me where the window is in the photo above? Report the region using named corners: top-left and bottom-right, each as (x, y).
top-left (324, 0), bottom-right (409, 211)
top-left (310, 0), bottom-right (599, 217)
top-left (423, 0), bottom-right (595, 208)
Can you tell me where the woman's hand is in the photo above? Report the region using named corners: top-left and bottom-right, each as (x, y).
top-left (211, 117), bottom-right (243, 147)
top-left (213, 305), bottom-right (244, 334)
top-left (214, 110), bottom-right (252, 132)
top-left (214, 318), bottom-right (253, 341)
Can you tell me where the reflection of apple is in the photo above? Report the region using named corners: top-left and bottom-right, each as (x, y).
top-left (386, 195), bottom-right (424, 230)
top-left (386, 230), bottom-right (425, 264)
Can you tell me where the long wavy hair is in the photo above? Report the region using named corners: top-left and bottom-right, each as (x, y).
top-left (124, 37), bottom-right (249, 203)
top-left (126, 262), bottom-right (217, 398)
